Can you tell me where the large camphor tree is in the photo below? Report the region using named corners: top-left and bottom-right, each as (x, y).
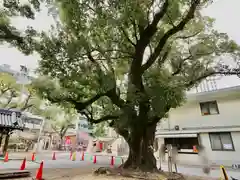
top-left (30, 0), bottom-right (240, 171)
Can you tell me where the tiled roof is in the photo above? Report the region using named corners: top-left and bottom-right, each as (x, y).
top-left (0, 109), bottom-right (24, 130)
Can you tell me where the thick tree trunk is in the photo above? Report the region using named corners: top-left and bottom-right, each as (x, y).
top-left (59, 136), bottom-right (64, 150)
top-left (123, 130), bottom-right (142, 169)
top-left (0, 133), bottom-right (3, 146)
top-left (123, 123), bottom-right (158, 171)
top-left (141, 124), bottom-right (157, 170)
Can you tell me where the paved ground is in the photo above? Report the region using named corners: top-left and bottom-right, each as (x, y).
top-left (0, 151), bottom-right (240, 179)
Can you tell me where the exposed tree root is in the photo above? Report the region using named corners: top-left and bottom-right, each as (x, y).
top-left (94, 167), bottom-right (185, 180)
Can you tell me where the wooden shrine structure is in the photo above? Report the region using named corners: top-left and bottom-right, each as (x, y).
top-left (0, 109), bottom-right (24, 153)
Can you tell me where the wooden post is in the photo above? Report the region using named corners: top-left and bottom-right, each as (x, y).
top-left (3, 133), bottom-right (10, 154)
top-left (167, 144), bottom-right (173, 174)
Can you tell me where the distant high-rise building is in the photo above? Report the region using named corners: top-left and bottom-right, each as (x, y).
top-left (0, 64), bottom-right (31, 85)
top-left (0, 64), bottom-right (15, 75)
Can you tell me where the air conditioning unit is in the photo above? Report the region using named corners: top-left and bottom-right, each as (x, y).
top-left (174, 125), bottom-right (180, 130)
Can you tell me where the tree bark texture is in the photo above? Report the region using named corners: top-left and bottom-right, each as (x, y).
top-left (0, 134), bottom-right (3, 146)
top-left (122, 123), bottom-right (157, 171)
top-left (59, 137), bottom-right (64, 150)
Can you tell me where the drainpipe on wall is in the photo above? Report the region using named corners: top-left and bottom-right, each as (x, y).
top-left (197, 133), bottom-right (201, 146)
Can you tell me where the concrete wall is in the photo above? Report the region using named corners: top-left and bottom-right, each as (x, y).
top-left (200, 132), bottom-right (240, 166)
top-left (156, 132), bottom-right (240, 166)
top-left (157, 94), bottom-right (240, 132)
top-left (155, 88), bottom-right (240, 166)
top-left (155, 138), bottom-right (200, 164)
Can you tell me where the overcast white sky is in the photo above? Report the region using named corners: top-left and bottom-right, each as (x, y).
top-left (1, 0), bottom-right (240, 89)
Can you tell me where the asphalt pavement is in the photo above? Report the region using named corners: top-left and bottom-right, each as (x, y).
top-left (0, 151), bottom-right (239, 179)
top-left (158, 163), bottom-right (240, 179)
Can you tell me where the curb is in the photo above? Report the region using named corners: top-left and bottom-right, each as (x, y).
top-left (0, 159), bottom-right (41, 164)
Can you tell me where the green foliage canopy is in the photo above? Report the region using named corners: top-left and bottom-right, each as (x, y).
top-left (0, 72), bottom-right (42, 112)
top-left (33, 0), bottom-right (240, 130)
top-left (0, 0), bottom-right (41, 54)
top-left (40, 105), bottom-right (78, 139)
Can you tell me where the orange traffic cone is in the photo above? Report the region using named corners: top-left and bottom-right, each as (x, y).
top-left (20, 158), bottom-right (26, 170)
top-left (93, 155), bottom-right (97, 164)
top-left (110, 156), bottom-right (114, 166)
top-left (31, 152), bottom-right (35, 161)
top-left (4, 152), bottom-right (8, 162)
top-left (81, 152), bottom-right (84, 161)
top-left (35, 161), bottom-right (44, 180)
top-left (52, 152), bottom-right (56, 160)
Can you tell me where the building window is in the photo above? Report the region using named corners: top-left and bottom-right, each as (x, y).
top-left (209, 132), bottom-right (234, 151)
top-left (164, 137), bottom-right (199, 152)
top-left (200, 101), bottom-right (219, 115)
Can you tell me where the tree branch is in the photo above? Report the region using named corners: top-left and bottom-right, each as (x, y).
top-left (148, 105), bottom-right (171, 126)
top-left (166, 12), bottom-right (176, 27)
top-left (171, 43), bottom-right (215, 76)
top-left (66, 92), bottom-right (107, 112)
top-left (7, 106), bottom-right (17, 110)
top-left (134, 0), bottom-right (169, 66)
top-left (51, 124), bottom-right (59, 134)
top-left (130, 18), bottom-right (139, 42)
top-left (120, 26), bottom-right (136, 46)
top-left (20, 104), bottom-right (34, 111)
top-left (171, 55), bottom-right (191, 76)
top-left (0, 87), bottom-right (11, 97)
top-left (106, 88), bottom-right (125, 108)
top-left (85, 47), bottom-right (126, 110)
top-left (184, 68), bottom-right (240, 88)
top-left (62, 127), bottom-right (69, 138)
top-left (116, 127), bottom-right (130, 142)
top-left (4, 90), bottom-right (15, 108)
top-left (140, 0), bottom-right (169, 40)
top-left (89, 115), bottom-right (119, 124)
top-left (158, 47), bottom-right (171, 67)
top-left (184, 71), bottom-right (215, 88)
top-left (176, 30), bottom-right (202, 39)
top-left (0, 24), bottom-right (24, 45)
top-left (141, 0), bottom-right (200, 72)
top-left (21, 94), bottom-right (32, 110)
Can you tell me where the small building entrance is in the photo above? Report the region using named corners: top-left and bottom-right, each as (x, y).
top-left (0, 109), bottom-right (24, 155)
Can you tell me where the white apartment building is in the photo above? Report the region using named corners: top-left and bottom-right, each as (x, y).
top-left (156, 85), bottom-right (240, 167)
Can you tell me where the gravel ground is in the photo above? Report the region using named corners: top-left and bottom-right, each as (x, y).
top-left (36, 168), bottom-right (219, 180)
top-left (1, 168), bottom-right (220, 180)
